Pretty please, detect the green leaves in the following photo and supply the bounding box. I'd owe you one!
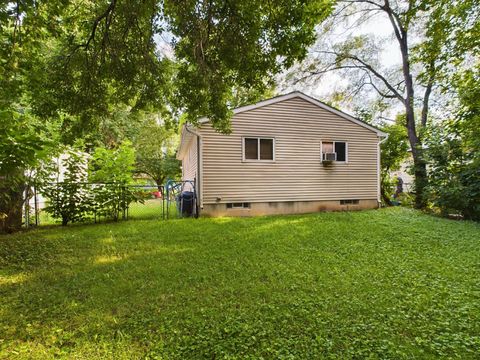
[0,109,52,176]
[88,142,137,221]
[2,0,334,140]
[425,66,480,220]
[156,0,333,131]
[134,117,180,186]
[40,141,138,224]
[412,0,480,89]
[89,141,135,184]
[379,119,410,205]
[40,145,91,225]
[0,108,58,232]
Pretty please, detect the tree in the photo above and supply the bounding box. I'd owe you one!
[162,0,334,132]
[41,146,92,226]
[288,0,479,208]
[355,108,409,206]
[425,66,480,220]
[0,1,336,231]
[134,118,180,191]
[379,120,409,205]
[3,0,332,134]
[89,141,136,221]
[0,110,55,232]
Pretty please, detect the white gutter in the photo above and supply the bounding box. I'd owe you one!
[184,125,203,210]
[377,133,389,204]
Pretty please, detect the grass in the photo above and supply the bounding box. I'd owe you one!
[128,199,178,220]
[0,208,479,359]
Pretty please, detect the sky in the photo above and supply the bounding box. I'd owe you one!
[312,14,399,98]
[279,8,405,121]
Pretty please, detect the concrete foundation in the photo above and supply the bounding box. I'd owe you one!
[201,199,379,217]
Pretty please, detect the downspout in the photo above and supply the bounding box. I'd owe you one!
[377,133,389,205]
[185,125,203,213]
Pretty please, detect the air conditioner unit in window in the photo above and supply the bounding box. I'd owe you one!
[322,152,337,162]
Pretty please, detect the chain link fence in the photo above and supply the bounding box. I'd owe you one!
[21,181,196,228]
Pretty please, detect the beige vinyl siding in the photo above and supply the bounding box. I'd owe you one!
[181,136,198,185]
[199,97,379,204]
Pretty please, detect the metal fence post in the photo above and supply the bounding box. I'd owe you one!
[34,184,38,226]
[122,185,125,220]
[124,185,129,221]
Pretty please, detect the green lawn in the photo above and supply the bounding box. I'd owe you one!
[1,208,479,359]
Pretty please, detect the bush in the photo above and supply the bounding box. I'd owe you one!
[425,68,480,221]
[425,123,480,220]
[40,141,140,224]
[41,147,92,225]
[379,121,409,206]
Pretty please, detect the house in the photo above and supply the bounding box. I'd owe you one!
[177,91,387,217]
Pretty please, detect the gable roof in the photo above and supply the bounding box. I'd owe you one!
[178,91,388,159]
[198,91,387,136]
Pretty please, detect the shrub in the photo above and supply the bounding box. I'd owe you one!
[380,121,409,206]
[425,123,480,220]
[41,147,92,225]
[425,68,480,221]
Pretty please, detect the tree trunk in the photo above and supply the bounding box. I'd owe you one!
[155,178,165,197]
[404,104,427,209]
[412,152,428,209]
[0,178,26,233]
[397,26,428,209]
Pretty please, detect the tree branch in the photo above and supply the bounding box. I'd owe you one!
[69,0,117,54]
[421,76,434,127]
[295,51,405,104]
[383,0,405,43]
[365,72,398,99]
[339,53,405,103]
[293,64,367,84]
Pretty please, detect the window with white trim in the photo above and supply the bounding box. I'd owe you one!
[321,141,347,162]
[243,137,274,161]
[226,202,251,209]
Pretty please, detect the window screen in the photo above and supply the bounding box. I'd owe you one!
[244,137,274,161]
[244,138,258,160]
[335,142,346,162]
[260,139,274,160]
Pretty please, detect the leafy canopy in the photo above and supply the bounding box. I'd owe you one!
[165,0,333,131]
[425,66,480,220]
[1,0,334,137]
[134,117,180,187]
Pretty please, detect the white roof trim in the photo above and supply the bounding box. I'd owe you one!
[198,91,387,136]
[176,124,196,160]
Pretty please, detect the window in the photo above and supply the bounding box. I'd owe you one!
[321,141,347,162]
[340,199,359,205]
[226,202,251,209]
[243,137,274,161]
[244,138,258,159]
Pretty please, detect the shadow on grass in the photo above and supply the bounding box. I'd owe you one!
[1,208,479,358]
